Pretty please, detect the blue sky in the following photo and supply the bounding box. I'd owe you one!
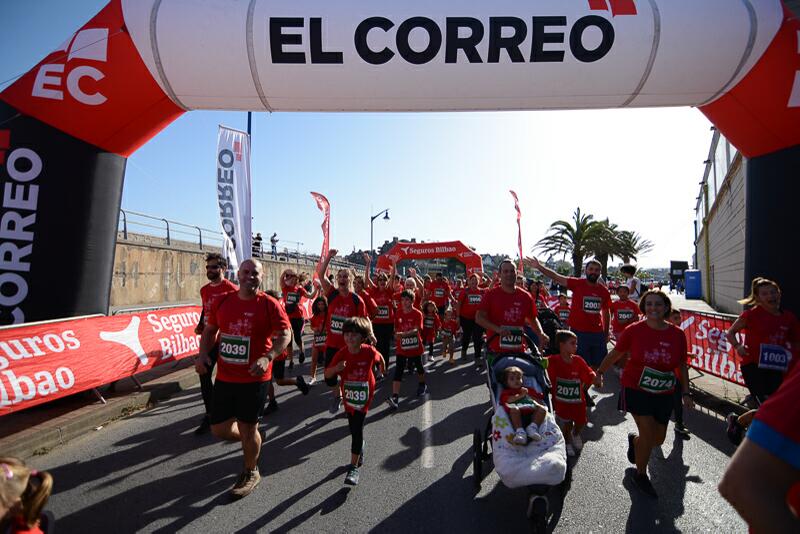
[2,0,714,268]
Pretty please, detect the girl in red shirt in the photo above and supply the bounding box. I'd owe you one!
[308,296,328,385]
[594,290,694,498]
[388,290,427,408]
[499,366,548,445]
[421,301,441,360]
[324,318,385,486]
[0,458,53,534]
[441,308,460,364]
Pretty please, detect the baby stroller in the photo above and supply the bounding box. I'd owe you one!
[472,335,568,534]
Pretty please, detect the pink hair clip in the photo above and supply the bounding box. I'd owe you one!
[30,470,39,477]
[1,464,12,479]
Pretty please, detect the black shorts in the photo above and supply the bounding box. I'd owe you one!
[324,346,340,368]
[289,318,304,347]
[209,380,270,425]
[437,305,446,317]
[618,387,674,426]
[272,359,286,381]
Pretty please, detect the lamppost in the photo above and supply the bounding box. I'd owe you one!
[370,209,390,273]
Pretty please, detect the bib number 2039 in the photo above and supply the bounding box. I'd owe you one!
[343,381,369,411]
[220,334,251,365]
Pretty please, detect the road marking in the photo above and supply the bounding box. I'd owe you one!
[421,393,434,468]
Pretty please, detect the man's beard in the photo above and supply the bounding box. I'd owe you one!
[587,274,599,283]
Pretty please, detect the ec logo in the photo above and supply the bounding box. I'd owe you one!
[31,28,109,106]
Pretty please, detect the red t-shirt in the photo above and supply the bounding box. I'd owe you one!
[330,344,383,413]
[442,318,460,336]
[325,290,368,350]
[616,321,688,394]
[208,292,291,383]
[422,313,442,343]
[200,279,238,326]
[359,290,378,319]
[458,288,486,320]
[310,314,327,348]
[367,286,395,324]
[752,362,800,450]
[395,307,424,357]
[499,386,544,412]
[428,280,451,307]
[610,299,641,337]
[281,285,309,319]
[478,286,537,353]
[554,304,571,324]
[738,306,800,369]
[567,277,612,333]
[547,354,596,423]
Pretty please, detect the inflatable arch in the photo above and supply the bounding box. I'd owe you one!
[375,241,483,275]
[1,0,798,324]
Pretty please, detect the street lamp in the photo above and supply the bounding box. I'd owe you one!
[370,208,390,273]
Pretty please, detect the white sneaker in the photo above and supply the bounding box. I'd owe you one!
[513,429,528,445]
[572,432,584,451]
[308,376,317,386]
[566,443,576,457]
[526,423,542,442]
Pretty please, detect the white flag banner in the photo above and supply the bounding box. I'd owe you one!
[216,125,252,272]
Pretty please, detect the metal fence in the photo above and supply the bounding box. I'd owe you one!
[118,209,223,250]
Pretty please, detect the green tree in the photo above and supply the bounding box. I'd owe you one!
[617,230,654,264]
[535,208,602,276]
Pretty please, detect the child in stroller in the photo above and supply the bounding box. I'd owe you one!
[499,365,548,444]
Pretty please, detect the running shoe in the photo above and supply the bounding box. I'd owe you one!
[572,432,584,451]
[194,415,211,435]
[296,376,310,395]
[674,424,691,439]
[344,465,360,486]
[386,395,399,410]
[329,396,342,414]
[264,399,279,414]
[298,354,305,365]
[585,393,596,408]
[416,383,428,397]
[308,376,317,386]
[565,443,576,457]
[726,413,744,446]
[474,359,484,371]
[230,469,261,499]
[627,433,637,464]
[632,472,658,499]
[513,429,528,445]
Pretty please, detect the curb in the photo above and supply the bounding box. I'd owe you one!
[0,370,201,460]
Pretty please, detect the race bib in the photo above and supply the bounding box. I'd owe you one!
[558,309,570,321]
[555,378,582,404]
[468,293,482,305]
[499,326,524,351]
[758,344,791,371]
[638,367,676,393]
[376,305,390,319]
[313,333,327,347]
[506,395,537,411]
[343,381,370,411]
[219,334,250,365]
[424,317,435,329]
[583,296,602,314]
[285,292,299,305]
[434,288,445,298]
[617,309,635,322]
[400,334,420,350]
[330,315,346,334]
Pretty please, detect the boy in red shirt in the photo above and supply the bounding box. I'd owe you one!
[610,285,641,339]
[554,294,571,325]
[422,301,442,360]
[441,307,460,364]
[325,317,386,486]
[499,366,548,445]
[547,331,596,456]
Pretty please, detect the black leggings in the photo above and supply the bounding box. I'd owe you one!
[289,318,304,349]
[347,411,366,455]
[740,363,784,405]
[460,317,484,359]
[394,356,424,381]
[672,385,683,426]
[374,323,394,363]
[199,345,219,414]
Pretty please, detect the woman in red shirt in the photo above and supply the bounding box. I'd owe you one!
[324,317,385,486]
[594,290,694,498]
[725,277,800,405]
[456,273,487,361]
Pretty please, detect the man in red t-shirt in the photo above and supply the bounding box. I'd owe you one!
[457,273,488,361]
[427,272,452,317]
[193,253,238,435]
[196,259,291,500]
[475,260,549,370]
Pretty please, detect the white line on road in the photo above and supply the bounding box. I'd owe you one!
[421,393,434,468]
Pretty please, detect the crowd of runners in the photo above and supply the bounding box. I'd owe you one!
[184,248,799,532]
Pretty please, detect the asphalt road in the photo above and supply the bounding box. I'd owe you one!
[35,348,746,533]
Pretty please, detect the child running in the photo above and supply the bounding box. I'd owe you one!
[324,317,386,486]
[546,331,596,456]
[421,301,441,361]
[308,296,328,385]
[441,307,460,364]
[668,309,691,438]
[554,294,570,325]
[388,290,427,408]
[0,458,53,534]
[499,366,548,445]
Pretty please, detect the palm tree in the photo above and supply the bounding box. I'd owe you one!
[617,230,654,264]
[585,219,625,277]
[535,208,601,276]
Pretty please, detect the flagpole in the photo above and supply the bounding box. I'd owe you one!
[247,111,252,136]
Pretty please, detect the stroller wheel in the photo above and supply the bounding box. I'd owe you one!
[527,496,548,534]
[472,429,483,487]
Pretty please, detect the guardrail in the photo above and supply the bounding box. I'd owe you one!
[118,209,223,250]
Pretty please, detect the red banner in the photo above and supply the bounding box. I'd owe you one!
[375,241,483,275]
[0,306,202,416]
[310,192,330,283]
[510,190,523,273]
[680,310,745,387]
